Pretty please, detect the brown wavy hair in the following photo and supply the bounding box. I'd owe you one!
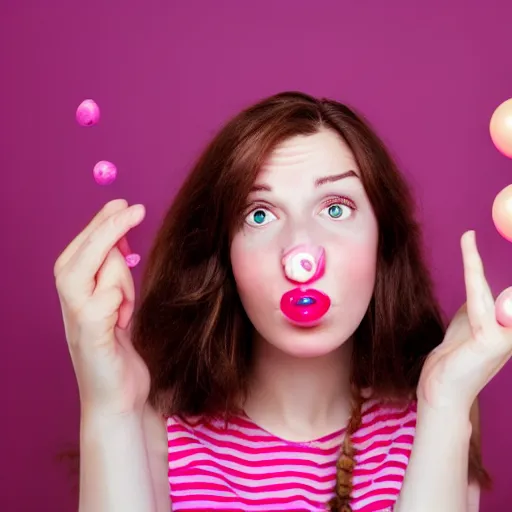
[132,91,490,510]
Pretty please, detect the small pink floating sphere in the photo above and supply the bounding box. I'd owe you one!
[492,184,512,242]
[125,253,141,268]
[93,160,117,185]
[490,98,512,158]
[496,287,512,327]
[76,99,100,126]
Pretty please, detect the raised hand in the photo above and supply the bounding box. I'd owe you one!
[418,231,512,414]
[54,199,150,416]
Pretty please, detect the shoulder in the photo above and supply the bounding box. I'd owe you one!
[359,397,417,432]
[354,398,417,463]
[347,399,417,508]
[165,413,247,446]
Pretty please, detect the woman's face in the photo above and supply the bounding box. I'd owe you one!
[230,128,379,357]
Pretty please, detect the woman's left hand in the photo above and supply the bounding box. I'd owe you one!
[418,230,512,414]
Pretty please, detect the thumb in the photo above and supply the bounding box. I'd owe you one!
[75,286,124,350]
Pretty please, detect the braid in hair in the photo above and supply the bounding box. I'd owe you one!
[328,392,365,512]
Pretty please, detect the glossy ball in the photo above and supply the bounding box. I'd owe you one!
[492,184,512,242]
[93,160,117,185]
[76,99,100,126]
[496,287,512,327]
[490,98,512,158]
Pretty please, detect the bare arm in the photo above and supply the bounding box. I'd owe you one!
[467,400,481,512]
[79,411,158,512]
[467,476,481,512]
[143,405,172,512]
[394,398,484,512]
[394,399,472,512]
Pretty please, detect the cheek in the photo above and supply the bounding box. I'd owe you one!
[328,228,379,292]
[346,243,377,278]
[230,239,278,301]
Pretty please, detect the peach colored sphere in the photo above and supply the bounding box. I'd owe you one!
[490,98,512,158]
[492,185,512,242]
[496,287,512,328]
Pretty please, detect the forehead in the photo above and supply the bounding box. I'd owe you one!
[258,128,358,185]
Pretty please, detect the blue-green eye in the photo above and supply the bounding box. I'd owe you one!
[245,208,277,227]
[322,202,353,220]
[328,204,343,218]
[253,210,266,224]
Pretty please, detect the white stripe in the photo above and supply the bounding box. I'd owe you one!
[172,499,328,511]
[352,478,402,500]
[169,429,317,450]
[168,442,339,464]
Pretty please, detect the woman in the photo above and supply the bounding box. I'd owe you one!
[55,92,509,511]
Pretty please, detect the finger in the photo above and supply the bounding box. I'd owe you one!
[54,199,128,276]
[461,231,496,335]
[95,247,136,330]
[68,204,145,291]
[117,236,131,257]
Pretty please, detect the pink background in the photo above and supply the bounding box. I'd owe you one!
[2,1,512,510]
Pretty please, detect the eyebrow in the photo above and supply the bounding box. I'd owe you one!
[315,170,359,186]
[250,170,359,192]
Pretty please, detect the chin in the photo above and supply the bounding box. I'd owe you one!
[256,311,351,358]
[280,341,342,358]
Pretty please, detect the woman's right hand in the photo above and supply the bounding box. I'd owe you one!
[54,199,150,417]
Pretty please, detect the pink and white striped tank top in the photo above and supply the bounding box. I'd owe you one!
[167,399,416,511]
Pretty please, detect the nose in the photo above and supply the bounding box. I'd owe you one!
[281,244,326,284]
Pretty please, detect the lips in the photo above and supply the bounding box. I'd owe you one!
[280,287,331,326]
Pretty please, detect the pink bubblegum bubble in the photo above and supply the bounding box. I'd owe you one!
[93,160,117,185]
[492,184,512,242]
[490,98,512,159]
[125,253,141,268]
[496,287,512,327]
[76,99,100,126]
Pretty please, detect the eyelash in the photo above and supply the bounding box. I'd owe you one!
[321,196,357,212]
[245,195,357,221]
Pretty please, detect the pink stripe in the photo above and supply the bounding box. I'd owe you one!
[358,500,395,512]
[171,492,330,508]
[171,479,333,495]
[390,446,413,456]
[174,465,337,484]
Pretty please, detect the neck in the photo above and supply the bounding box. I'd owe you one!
[244,334,353,442]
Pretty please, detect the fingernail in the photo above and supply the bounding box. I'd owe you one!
[125,253,141,268]
[131,204,145,217]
